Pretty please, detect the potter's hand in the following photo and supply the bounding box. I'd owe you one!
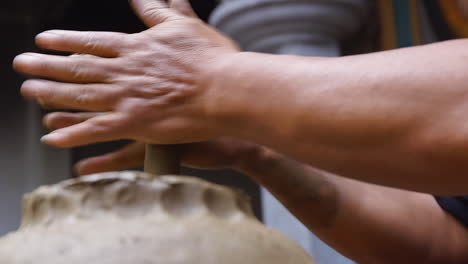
[44,111,257,175]
[14,0,239,147]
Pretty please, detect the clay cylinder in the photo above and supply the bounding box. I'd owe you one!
[0,171,316,264]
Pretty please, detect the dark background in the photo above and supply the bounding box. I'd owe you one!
[0,0,262,219]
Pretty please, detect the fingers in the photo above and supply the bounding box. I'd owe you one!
[44,112,103,130]
[169,0,198,18]
[13,53,114,83]
[41,113,128,147]
[178,138,244,169]
[36,30,127,58]
[75,142,145,175]
[21,79,121,111]
[130,0,180,27]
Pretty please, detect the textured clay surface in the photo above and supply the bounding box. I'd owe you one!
[0,171,316,264]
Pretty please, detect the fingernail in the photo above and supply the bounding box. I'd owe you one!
[13,53,40,67]
[23,79,47,89]
[36,31,61,42]
[21,80,47,98]
[41,133,62,144]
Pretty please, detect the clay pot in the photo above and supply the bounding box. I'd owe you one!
[0,171,316,264]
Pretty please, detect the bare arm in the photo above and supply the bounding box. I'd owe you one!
[13,0,468,194]
[207,41,468,195]
[239,146,468,264]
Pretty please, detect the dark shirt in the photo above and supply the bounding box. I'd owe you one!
[435,196,468,226]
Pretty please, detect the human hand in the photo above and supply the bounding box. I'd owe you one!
[14,0,239,147]
[44,111,257,175]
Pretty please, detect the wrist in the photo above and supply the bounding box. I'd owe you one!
[202,51,325,148]
[234,143,286,184]
[201,52,263,138]
[233,143,266,173]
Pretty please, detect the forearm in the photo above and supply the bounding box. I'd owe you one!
[209,39,468,195]
[237,148,468,264]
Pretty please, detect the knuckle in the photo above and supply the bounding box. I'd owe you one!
[111,32,129,46]
[73,89,93,105]
[69,62,87,79]
[39,89,56,105]
[34,59,50,74]
[81,32,99,52]
[89,117,116,131]
[68,60,105,81]
[121,33,152,55]
[145,6,171,23]
[72,85,110,108]
[32,82,53,99]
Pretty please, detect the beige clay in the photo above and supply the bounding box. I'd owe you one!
[0,171,316,264]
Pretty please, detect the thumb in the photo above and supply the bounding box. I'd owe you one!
[130,0,179,27]
[170,0,198,18]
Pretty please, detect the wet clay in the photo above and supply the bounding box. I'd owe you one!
[0,171,316,264]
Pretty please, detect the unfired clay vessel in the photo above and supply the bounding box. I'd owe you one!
[0,171,316,264]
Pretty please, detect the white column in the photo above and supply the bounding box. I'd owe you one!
[210,1,368,263]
